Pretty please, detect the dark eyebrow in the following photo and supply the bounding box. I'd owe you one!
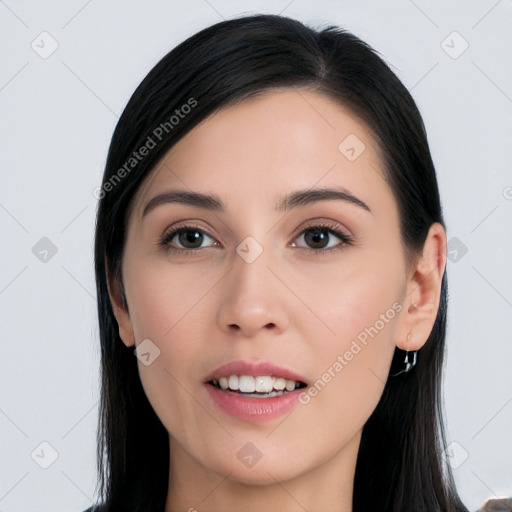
[274,186,372,214]
[142,190,224,218]
[141,186,372,218]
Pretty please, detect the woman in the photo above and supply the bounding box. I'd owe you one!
[87,13,469,512]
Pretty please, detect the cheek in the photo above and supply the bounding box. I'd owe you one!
[291,249,403,345]
[122,260,209,424]
[125,256,216,341]
[291,250,403,407]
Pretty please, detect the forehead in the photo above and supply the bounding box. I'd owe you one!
[165,88,382,169]
[132,88,391,220]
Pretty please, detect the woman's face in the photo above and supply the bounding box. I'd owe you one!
[114,89,415,486]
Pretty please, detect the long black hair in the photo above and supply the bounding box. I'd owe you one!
[92,13,469,512]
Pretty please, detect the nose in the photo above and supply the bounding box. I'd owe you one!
[216,244,290,338]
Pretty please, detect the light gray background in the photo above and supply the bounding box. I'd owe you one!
[1,1,511,511]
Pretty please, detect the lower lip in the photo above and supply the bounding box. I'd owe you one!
[204,382,303,423]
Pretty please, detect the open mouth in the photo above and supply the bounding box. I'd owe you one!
[207,375,307,399]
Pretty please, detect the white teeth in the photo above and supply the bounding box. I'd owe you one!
[255,376,274,393]
[285,379,296,391]
[228,375,239,390]
[273,377,286,391]
[212,375,302,393]
[239,375,256,393]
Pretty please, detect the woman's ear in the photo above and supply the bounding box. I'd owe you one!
[105,256,135,347]
[396,222,447,351]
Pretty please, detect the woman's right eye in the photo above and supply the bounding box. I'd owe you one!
[160,225,217,253]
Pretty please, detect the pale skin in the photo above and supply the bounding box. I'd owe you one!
[107,89,446,512]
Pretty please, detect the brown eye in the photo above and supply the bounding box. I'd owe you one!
[292,223,352,252]
[161,226,217,251]
[175,229,204,249]
[303,227,332,249]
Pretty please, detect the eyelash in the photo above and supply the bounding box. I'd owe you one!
[159,221,353,257]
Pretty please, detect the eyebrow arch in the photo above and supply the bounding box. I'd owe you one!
[141,186,372,219]
[275,186,372,214]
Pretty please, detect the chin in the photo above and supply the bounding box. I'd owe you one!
[204,452,305,486]
[223,467,299,486]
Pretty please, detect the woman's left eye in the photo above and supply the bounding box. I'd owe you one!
[291,223,352,253]
[160,222,352,255]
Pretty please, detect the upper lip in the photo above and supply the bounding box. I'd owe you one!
[205,359,308,385]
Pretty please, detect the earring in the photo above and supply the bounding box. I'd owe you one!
[390,332,417,377]
[389,350,417,377]
[403,350,417,372]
